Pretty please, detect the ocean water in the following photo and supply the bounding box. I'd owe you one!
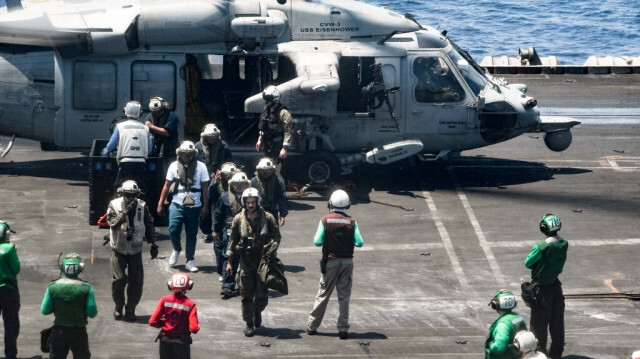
[366,0,640,64]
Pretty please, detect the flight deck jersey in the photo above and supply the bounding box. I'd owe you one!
[41,278,98,327]
[525,236,568,285]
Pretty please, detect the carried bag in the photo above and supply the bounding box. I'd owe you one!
[40,326,53,353]
[521,281,542,308]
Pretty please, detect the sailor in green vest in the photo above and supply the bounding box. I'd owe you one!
[41,253,98,359]
[485,289,527,359]
[0,219,20,359]
[525,214,568,359]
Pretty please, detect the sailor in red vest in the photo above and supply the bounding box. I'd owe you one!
[149,272,200,359]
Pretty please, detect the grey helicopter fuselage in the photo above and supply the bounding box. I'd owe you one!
[0,0,573,181]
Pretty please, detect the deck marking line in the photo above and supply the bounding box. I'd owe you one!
[422,191,469,290]
[448,168,506,286]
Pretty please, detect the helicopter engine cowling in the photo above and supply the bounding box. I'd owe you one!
[544,129,572,152]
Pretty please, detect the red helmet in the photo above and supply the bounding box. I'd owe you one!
[167,272,194,291]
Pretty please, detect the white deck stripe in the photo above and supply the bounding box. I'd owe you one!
[277,242,442,254]
[422,191,469,290]
[448,168,505,285]
[457,190,506,286]
[488,238,640,248]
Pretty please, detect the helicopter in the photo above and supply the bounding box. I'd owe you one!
[0,0,579,184]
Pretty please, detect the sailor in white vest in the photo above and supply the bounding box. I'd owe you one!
[106,180,158,322]
[102,101,152,195]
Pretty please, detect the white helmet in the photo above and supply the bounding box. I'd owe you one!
[514,331,538,354]
[229,172,250,192]
[262,86,281,103]
[220,162,238,178]
[148,97,167,112]
[241,187,261,207]
[120,180,141,196]
[256,157,276,177]
[329,189,350,209]
[123,101,142,119]
[200,123,221,145]
[176,140,198,156]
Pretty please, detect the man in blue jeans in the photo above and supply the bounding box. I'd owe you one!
[157,141,209,273]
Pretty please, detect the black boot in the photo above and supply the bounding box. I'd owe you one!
[244,323,255,337]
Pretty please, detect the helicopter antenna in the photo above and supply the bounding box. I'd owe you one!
[377,31,400,45]
[404,13,425,30]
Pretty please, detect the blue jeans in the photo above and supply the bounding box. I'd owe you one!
[220,230,239,290]
[168,202,202,261]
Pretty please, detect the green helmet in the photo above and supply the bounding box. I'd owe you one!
[61,253,84,278]
[539,213,561,235]
[489,289,517,311]
[0,220,10,241]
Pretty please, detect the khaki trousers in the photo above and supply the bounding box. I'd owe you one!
[307,258,353,332]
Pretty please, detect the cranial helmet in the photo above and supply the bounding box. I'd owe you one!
[262,86,281,103]
[120,180,141,196]
[513,331,538,355]
[201,124,221,145]
[167,272,194,291]
[241,187,261,207]
[539,213,561,235]
[256,157,276,177]
[61,253,84,278]
[220,162,238,179]
[176,140,198,157]
[229,172,250,193]
[149,97,167,112]
[123,101,142,119]
[489,289,517,311]
[329,189,350,209]
[0,220,11,241]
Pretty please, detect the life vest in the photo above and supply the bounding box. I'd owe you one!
[321,211,356,258]
[259,103,286,140]
[116,120,148,163]
[108,197,146,255]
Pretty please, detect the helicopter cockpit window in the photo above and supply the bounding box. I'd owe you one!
[413,56,465,103]
[448,50,487,96]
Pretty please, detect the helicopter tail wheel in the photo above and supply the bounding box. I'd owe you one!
[302,150,341,184]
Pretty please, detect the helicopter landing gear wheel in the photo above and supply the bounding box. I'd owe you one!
[298,150,341,184]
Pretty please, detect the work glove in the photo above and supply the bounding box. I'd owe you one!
[100,148,109,157]
[150,244,159,259]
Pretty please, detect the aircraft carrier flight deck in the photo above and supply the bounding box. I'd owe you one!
[1,73,639,358]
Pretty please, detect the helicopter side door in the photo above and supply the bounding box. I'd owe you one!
[405,54,472,152]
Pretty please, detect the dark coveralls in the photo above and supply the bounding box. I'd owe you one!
[258,103,292,161]
[195,140,232,238]
[525,236,568,359]
[0,241,20,359]
[250,175,288,224]
[146,111,179,166]
[227,209,281,325]
[213,192,244,291]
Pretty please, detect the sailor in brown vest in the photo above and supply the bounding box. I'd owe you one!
[306,190,363,340]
